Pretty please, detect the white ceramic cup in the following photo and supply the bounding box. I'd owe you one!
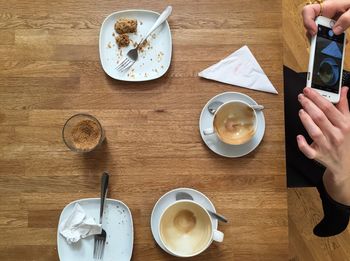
[203,100,257,145]
[158,200,224,258]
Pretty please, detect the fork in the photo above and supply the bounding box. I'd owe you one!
[116,6,172,72]
[93,172,109,259]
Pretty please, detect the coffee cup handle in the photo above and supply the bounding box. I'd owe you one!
[212,229,224,243]
[203,128,214,136]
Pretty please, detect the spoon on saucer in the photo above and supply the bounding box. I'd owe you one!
[207,101,264,115]
[175,192,228,223]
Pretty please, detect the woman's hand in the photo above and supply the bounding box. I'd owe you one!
[297,87,350,204]
[302,0,350,35]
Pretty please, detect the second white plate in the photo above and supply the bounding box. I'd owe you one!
[99,9,172,82]
[57,198,133,261]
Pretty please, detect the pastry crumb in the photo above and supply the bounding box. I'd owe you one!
[157,52,164,62]
[138,39,149,52]
[115,34,130,48]
[115,18,137,34]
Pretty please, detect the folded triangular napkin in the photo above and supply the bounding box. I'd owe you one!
[59,203,102,244]
[198,45,278,94]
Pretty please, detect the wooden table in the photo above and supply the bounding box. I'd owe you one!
[0,0,287,260]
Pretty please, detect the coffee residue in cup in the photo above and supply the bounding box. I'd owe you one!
[174,210,197,233]
[71,120,101,151]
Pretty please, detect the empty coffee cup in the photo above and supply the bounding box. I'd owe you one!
[158,200,224,257]
[203,100,257,145]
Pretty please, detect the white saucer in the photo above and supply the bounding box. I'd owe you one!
[57,198,133,261]
[199,92,265,158]
[150,188,218,254]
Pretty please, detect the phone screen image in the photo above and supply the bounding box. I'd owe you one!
[312,24,345,93]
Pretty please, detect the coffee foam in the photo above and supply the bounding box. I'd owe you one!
[214,102,256,145]
[160,202,212,256]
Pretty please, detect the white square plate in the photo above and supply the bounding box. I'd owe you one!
[99,9,172,82]
[57,198,134,261]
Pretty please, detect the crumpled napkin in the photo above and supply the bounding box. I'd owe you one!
[59,203,102,244]
[198,45,278,94]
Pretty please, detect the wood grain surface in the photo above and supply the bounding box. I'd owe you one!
[0,0,287,260]
[283,1,350,260]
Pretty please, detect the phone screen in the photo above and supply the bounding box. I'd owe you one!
[312,24,345,93]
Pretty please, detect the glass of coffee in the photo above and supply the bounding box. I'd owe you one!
[62,113,105,153]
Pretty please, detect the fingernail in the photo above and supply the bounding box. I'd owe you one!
[296,135,301,141]
[299,109,304,115]
[304,87,311,94]
[298,94,304,101]
[333,25,343,35]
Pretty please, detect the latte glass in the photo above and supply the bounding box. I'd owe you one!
[62,113,105,153]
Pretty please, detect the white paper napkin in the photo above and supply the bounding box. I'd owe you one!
[198,45,278,94]
[59,203,102,244]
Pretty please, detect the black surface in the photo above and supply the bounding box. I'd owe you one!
[283,66,350,188]
[284,67,321,187]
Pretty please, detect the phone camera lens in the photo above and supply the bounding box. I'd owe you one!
[328,30,334,37]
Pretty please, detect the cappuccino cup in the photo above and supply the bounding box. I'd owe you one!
[158,200,224,257]
[204,100,257,145]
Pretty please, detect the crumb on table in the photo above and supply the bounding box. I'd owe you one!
[115,18,137,34]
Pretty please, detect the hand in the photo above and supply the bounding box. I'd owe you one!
[297,87,350,183]
[302,0,350,36]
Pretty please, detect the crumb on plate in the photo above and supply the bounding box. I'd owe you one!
[116,34,130,48]
[138,39,149,52]
[115,18,137,34]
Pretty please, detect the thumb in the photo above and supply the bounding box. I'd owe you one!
[336,86,349,114]
[333,10,350,35]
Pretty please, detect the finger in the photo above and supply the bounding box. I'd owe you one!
[302,4,320,36]
[333,9,350,35]
[301,1,347,35]
[298,93,336,135]
[336,86,350,114]
[303,87,344,127]
[299,109,328,144]
[297,135,317,159]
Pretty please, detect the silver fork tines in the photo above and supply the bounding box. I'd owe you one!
[116,58,134,72]
[93,229,107,259]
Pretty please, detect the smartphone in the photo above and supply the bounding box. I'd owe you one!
[307,16,346,103]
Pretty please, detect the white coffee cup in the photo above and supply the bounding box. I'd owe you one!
[158,200,224,257]
[203,100,257,145]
